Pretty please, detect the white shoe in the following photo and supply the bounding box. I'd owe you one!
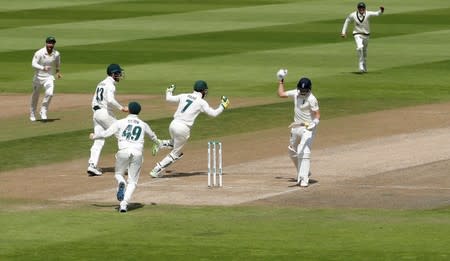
[149,165,163,178]
[40,110,47,120]
[30,112,36,122]
[119,201,127,213]
[300,180,309,187]
[87,164,103,176]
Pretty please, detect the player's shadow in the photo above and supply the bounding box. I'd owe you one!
[100,167,115,173]
[349,71,380,75]
[277,176,318,187]
[37,118,60,123]
[162,170,207,178]
[115,202,146,212]
[92,202,149,212]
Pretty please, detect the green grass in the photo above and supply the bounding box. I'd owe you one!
[1,0,450,259]
[1,205,449,260]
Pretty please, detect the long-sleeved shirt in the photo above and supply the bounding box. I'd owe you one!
[166,90,223,128]
[341,10,383,35]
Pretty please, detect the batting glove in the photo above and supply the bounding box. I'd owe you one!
[276,69,288,81]
[167,84,176,93]
[380,6,384,13]
[221,96,230,109]
[306,119,320,131]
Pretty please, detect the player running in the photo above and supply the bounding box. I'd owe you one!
[341,2,385,73]
[149,80,230,178]
[30,36,62,121]
[87,64,129,176]
[90,102,159,213]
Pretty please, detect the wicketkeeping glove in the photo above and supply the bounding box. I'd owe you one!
[221,96,230,109]
[167,84,176,93]
[276,69,288,81]
[152,139,161,156]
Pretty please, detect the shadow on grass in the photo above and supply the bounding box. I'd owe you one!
[35,118,61,123]
[92,202,152,212]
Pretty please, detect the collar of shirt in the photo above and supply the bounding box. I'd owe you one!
[192,91,203,98]
[127,114,139,119]
[106,76,117,86]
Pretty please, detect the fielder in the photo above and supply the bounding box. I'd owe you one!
[341,2,385,73]
[90,102,159,213]
[149,80,230,178]
[87,64,129,176]
[30,36,62,121]
[277,69,320,187]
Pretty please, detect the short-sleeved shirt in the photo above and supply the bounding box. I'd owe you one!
[285,89,319,124]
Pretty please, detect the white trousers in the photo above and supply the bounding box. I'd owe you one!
[88,108,117,167]
[30,76,55,114]
[114,148,143,204]
[154,120,190,170]
[354,34,369,71]
[168,120,190,157]
[289,126,317,184]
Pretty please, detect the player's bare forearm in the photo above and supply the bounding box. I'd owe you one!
[278,80,288,98]
[312,110,320,121]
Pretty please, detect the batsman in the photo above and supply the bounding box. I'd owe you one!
[277,69,320,187]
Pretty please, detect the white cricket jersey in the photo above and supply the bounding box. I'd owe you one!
[341,10,382,35]
[94,114,157,151]
[31,47,61,79]
[91,76,123,113]
[285,90,319,124]
[167,91,224,128]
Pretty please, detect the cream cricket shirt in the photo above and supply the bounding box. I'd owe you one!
[91,76,124,114]
[94,114,158,151]
[32,47,61,79]
[167,91,224,128]
[286,90,319,125]
[341,10,383,35]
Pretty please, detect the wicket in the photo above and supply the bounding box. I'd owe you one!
[207,141,222,187]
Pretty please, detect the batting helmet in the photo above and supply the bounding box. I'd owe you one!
[357,2,366,9]
[128,101,141,115]
[297,77,312,96]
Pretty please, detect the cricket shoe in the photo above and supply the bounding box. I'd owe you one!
[300,180,309,187]
[40,110,48,120]
[30,112,36,122]
[119,201,127,213]
[149,164,163,178]
[87,164,103,176]
[117,182,126,201]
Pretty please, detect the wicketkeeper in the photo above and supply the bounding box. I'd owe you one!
[150,80,230,178]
